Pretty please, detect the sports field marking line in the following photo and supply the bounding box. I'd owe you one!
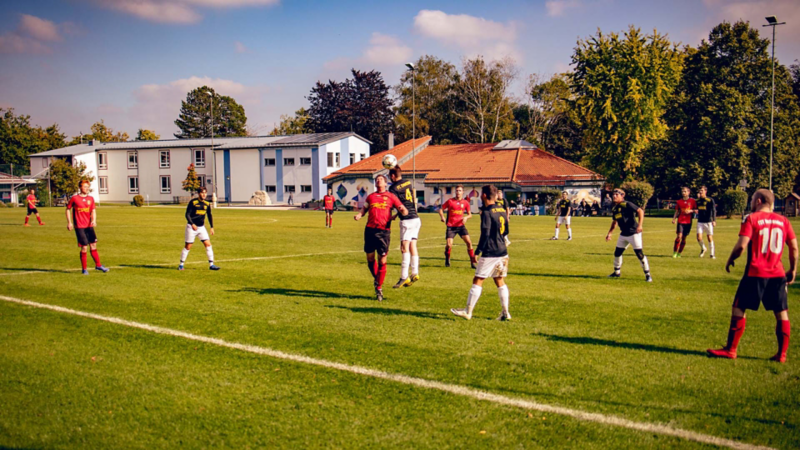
[0,295,774,450]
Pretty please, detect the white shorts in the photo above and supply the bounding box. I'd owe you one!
[557,216,571,225]
[474,255,509,279]
[400,217,421,241]
[697,222,714,236]
[616,233,643,250]
[185,224,210,243]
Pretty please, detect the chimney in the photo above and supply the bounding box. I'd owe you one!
[388,132,394,149]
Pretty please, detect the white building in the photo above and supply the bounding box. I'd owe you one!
[29,132,371,204]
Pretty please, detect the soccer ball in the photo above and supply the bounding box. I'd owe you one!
[382,154,397,170]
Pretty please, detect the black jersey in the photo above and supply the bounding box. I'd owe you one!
[186,198,213,227]
[476,204,508,258]
[696,197,716,223]
[557,199,571,216]
[388,179,418,220]
[612,201,641,236]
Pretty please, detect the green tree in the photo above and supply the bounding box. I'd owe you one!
[49,159,95,199]
[520,73,585,162]
[174,86,247,139]
[654,21,800,198]
[182,163,202,194]
[452,56,518,143]
[0,108,66,174]
[394,55,460,145]
[269,108,310,135]
[69,120,130,145]
[571,26,683,185]
[136,129,160,141]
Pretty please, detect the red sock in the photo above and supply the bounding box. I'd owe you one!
[329,217,332,227]
[80,252,88,270]
[776,320,791,359]
[468,248,476,263]
[37,216,42,224]
[25,216,29,224]
[726,316,746,351]
[445,247,451,260]
[367,260,377,278]
[673,237,680,252]
[377,263,387,289]
[90,249,101,266]
[679,238,687,253]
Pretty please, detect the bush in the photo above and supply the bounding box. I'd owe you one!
[719,189,748,218]
[537,188,562,214]
[620,180,654,209]
[0,202,6,208]
[133,195,145,207]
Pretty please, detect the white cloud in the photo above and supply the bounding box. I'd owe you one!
[545,0,582,17]
[0,14,79,55]
[0,33,52,55]
[19,14,62,42]
[93,0,280,24]
[412,10,520,61]
[362,33,412,65]
[234,41,249,53]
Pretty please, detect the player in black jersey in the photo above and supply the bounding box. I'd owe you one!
[388,166,422,288]
[451,185,511,321]
[605,188,651,282]
[496,190,511,246]
[695,186,717,258]
[551,192,572,240]
[179,187,220,271]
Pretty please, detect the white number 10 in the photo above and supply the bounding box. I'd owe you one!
[759,228,784,254]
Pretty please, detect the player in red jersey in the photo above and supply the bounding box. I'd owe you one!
[708,189,797,363]
[671,187,697,258]
[65,180,109,275]
[24,188,44,226]
[354,175,408,301]
[323,188,336,228]
[439,185,477,268]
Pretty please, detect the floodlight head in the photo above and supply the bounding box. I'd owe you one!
[766,16,778,24]
[405,62,415,70]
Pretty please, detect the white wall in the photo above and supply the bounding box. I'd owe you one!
[229,149,261,203]
[74,152,100,202]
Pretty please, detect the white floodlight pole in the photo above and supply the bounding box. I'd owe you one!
[207,89,217,206]
[405,62,416,199]
[763,16,785,192]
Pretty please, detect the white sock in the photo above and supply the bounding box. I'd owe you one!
[710,241,715,256]
[698,239,706,250]
[614,255,622,272]
[411,255,419,275]
[205,246,214,264]
[498,285,509,316]
[401,252,410,279]
[180,248,189,264]
[640,256,650,272]
[568,228,572,238]
[466,284,482,317]
[554,228,560,238]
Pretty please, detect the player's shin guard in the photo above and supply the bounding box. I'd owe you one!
[773,320,790,362]
[613,247,625,273]
[24,216,29,225]
[445,247,451,261]
[468,248,476,263]
[673,237,680,252]
[79,252,88,270]
[401,252,410,279]
[726,316,746,352]
[367,260,377,278]
[180,248,189,263]
[568,228,572,239]
[90,249,101,266]
[698,239,706,250]
[411,255,419,275]
[634,249,649,274]
[205,246,214,265]
[37,216,42,224]
[554,227,560,238]
[466,284,482,316]
[498,285,509,316]
[710,241,715,257]
[377,263,387,289]
[679,237,687,253]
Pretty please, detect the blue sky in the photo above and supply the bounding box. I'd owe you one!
[0,0,797,140]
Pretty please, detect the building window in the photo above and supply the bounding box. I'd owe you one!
[327,152,340,168]
[300,157,311,165]
[160,150,170,168]
[446,187,452,195]
[265,158,276,166]
[284,158,295,166]
[264,185,276,192]
[42,158,48,168]
[127,151,138,169]
[194,149,205,168]
[128,176,139,194]
[350,154,355,165]
[99,177,108,194]
[98,152,108,170]
[301,185,312,193]
[160,176,171,194]
[433,187,439,194]
[360,153,366,161]
[284,185,296,193]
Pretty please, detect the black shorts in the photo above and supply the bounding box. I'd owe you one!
[325,209,334,215]
[733,276,788,312]
[446,226,469,239]
[676,222,693,235]
[75,227,98,247]
[27,207,38,215]
[364,227,391,255]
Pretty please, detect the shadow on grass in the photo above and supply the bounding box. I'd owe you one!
[236,287,374,300]
[0,267,69,274]
[325,304,454,321]
[534,332,760,360]
[583,252,673,258]
[119,264,175,270]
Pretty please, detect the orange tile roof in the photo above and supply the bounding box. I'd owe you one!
[323,136,432,181]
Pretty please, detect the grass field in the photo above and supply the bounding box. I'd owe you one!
[1,205,798,449]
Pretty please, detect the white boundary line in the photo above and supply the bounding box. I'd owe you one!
[0,294,774,450]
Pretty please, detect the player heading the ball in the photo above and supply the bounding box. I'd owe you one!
[605,188,652,282]
[388,166,421,289]
[179,186,220,271]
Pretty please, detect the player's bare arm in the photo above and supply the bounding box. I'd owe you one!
[788,238,798,284]
[90,209,97,228]
[354,203,369,221]
[464,207,472,223]
[438,205,447,223]
[636,208,644,233]
[671,206,679,224]
[65,206,73,231]
[725,236,750,273]
[397,204,409,217]
[605,219,616,241]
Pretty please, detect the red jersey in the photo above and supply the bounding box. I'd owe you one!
[442,198,471,227]
[26,194,37,208]
[67,194,95,229]
[365,191,403,230]
[740,211,796,278]
[675,198,696,224]
[324,195,335,210]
